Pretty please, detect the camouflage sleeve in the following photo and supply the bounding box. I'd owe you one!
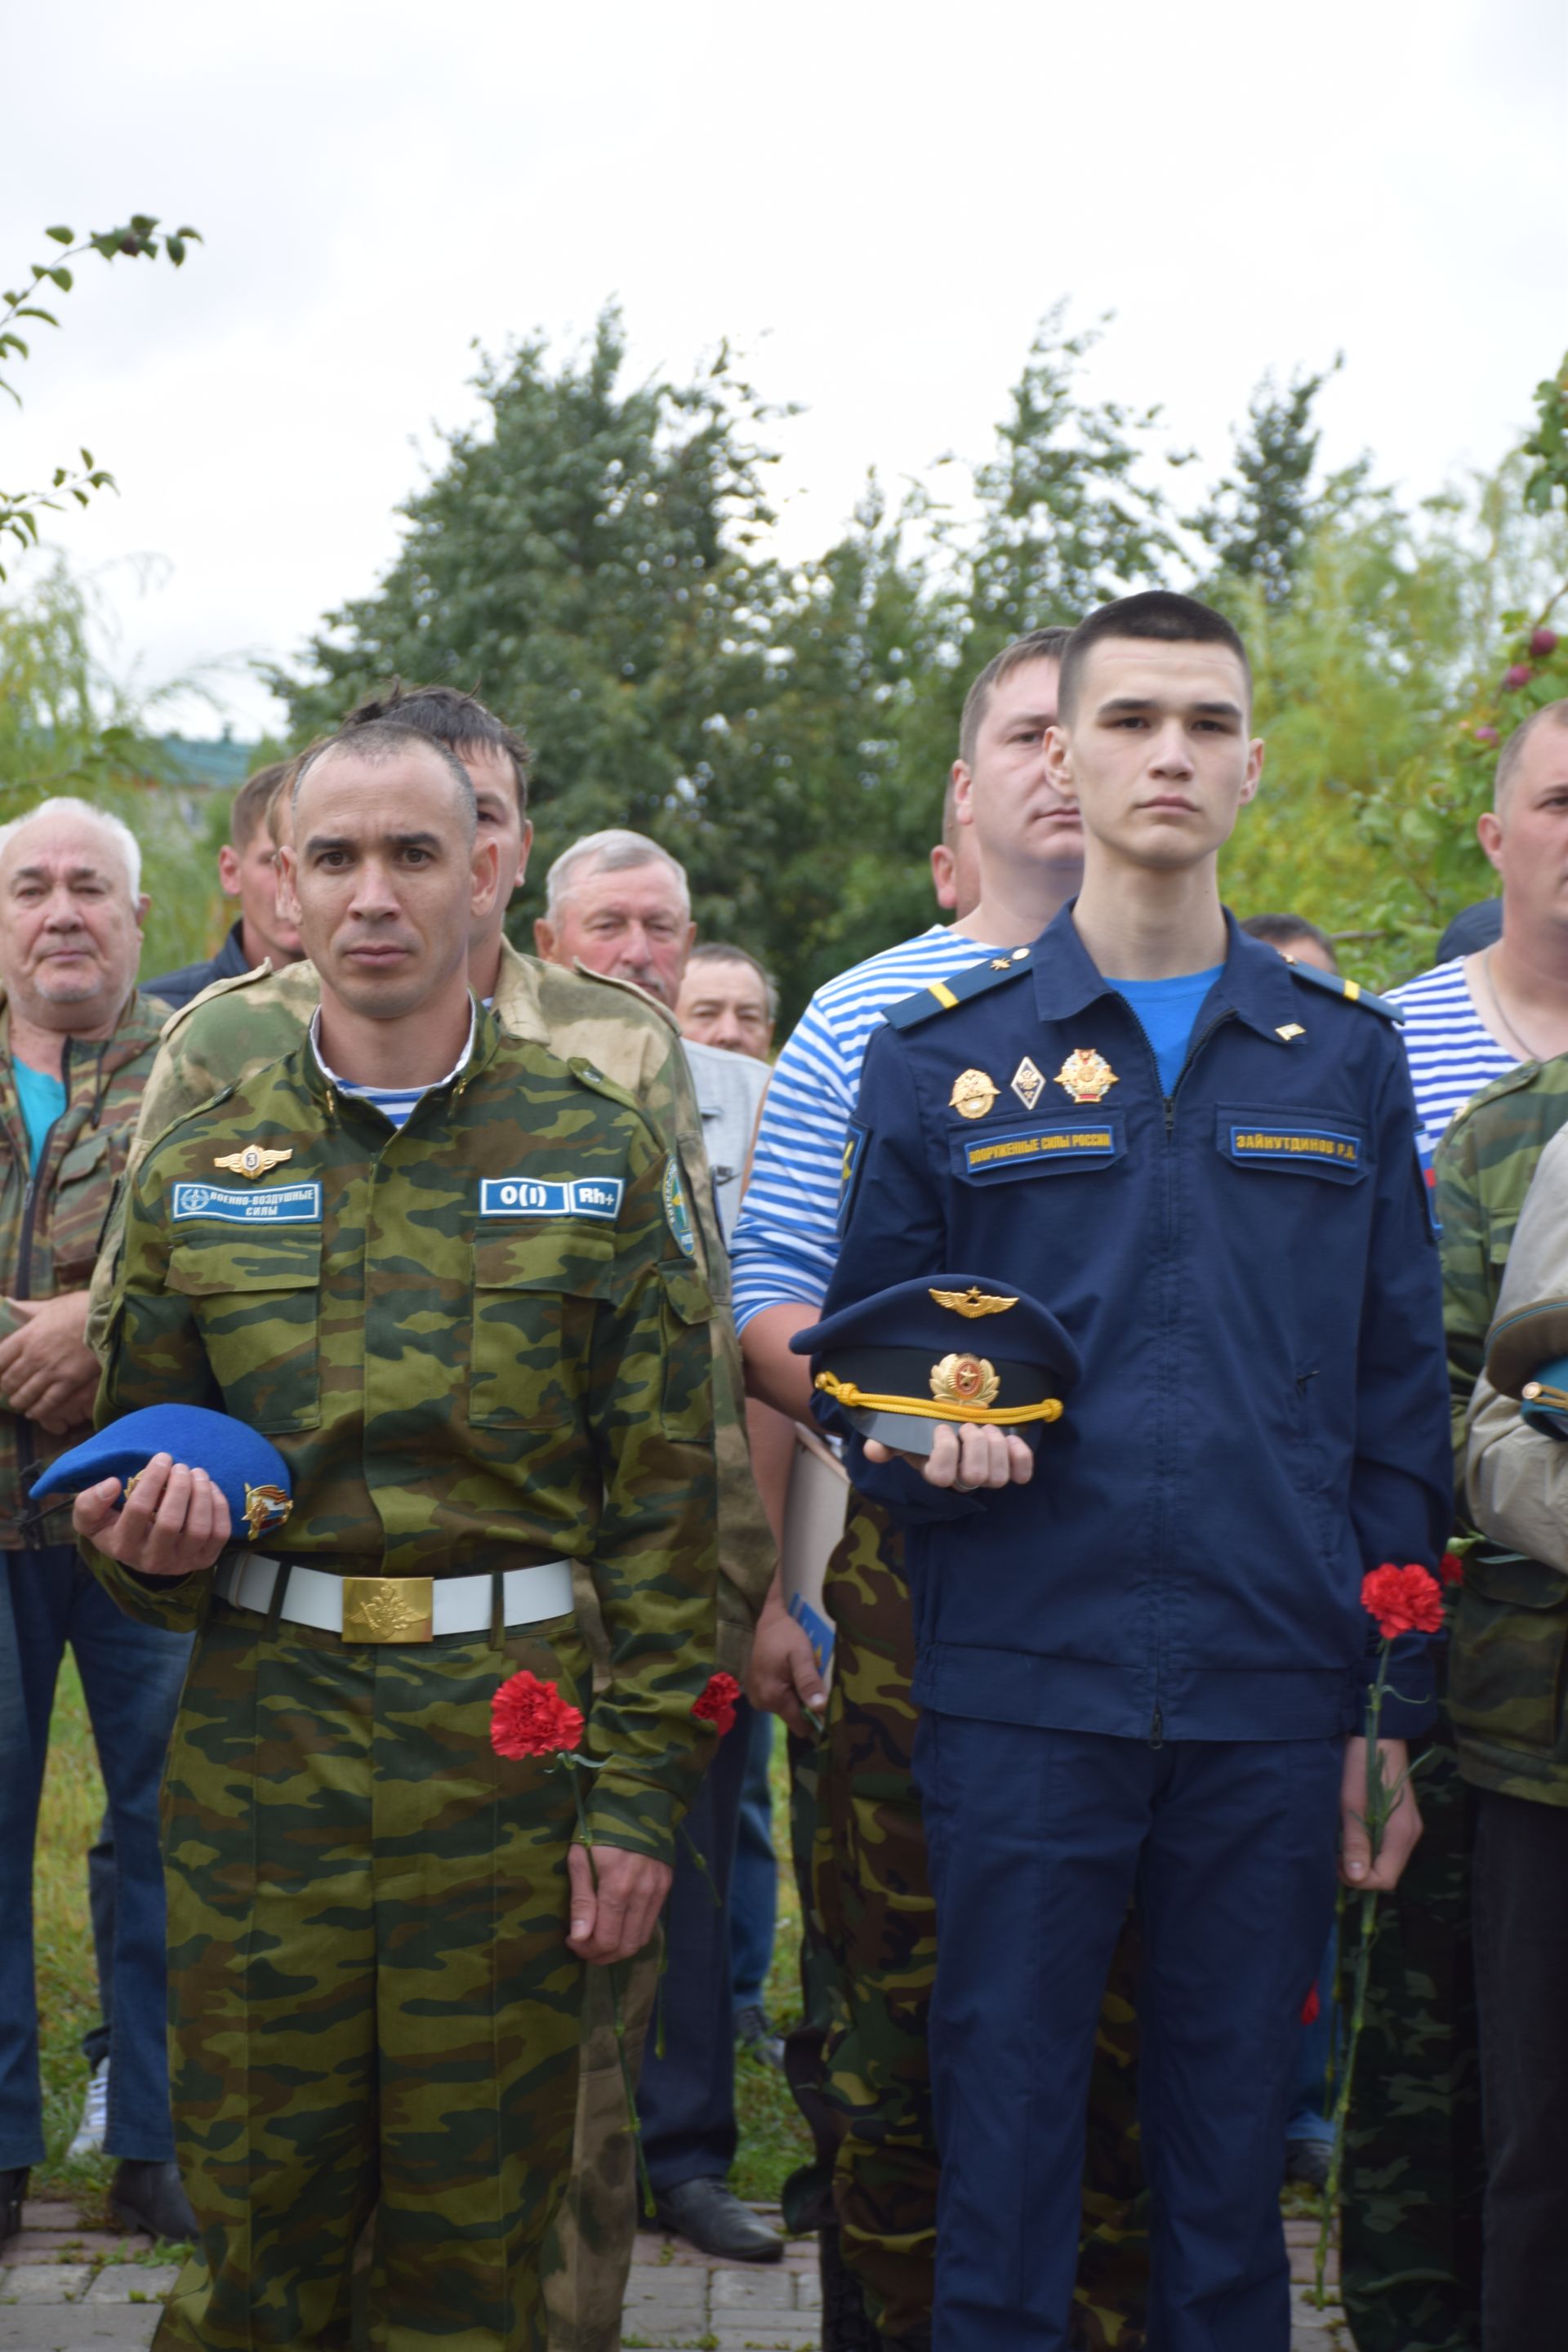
[1435,1114,1491,1488]
[638,1022,775,1670]
[84,1024,205,1361]
[81,1156,220,1632]
[581,1125,720,1866]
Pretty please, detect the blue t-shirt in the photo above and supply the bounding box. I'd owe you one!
[13,1060,67,1174]
[1107,967,1223,1095]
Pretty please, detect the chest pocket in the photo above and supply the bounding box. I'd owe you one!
[51,1129,116,1286]
[1215,1104,1370,1186]
[471,1227,618,1429]
[167,1227,323,1432]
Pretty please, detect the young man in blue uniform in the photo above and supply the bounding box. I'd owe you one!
[817,591,1454,2351]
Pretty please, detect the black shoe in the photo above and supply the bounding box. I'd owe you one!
[819,2221,882,2350]
[651,2176,784,2262]
[1284,2136,1333,2189]
[0,2166,28,2247]
[110,2159,198,2243]
[734,2002,786,2070]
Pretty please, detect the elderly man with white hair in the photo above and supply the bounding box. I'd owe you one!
[0,797,197,2250]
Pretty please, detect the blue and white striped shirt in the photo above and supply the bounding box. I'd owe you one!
[1386,958,1517,1158]
[730,924,1000,1329]
[310,1004,475,1133]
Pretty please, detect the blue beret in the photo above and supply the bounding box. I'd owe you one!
[33,1405,292,1541]
[791,1272,1080,1456]
[1521,1356,1568,1441]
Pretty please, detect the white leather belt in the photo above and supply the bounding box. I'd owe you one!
[212,1553,575,1644]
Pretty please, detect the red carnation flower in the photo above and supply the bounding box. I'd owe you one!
[1361,1563,1445,1641]
[491,1670,584,1760]
[1439,1551,1465,1587]
[1300,1983,1321,2026]
[693,1672,742,1735]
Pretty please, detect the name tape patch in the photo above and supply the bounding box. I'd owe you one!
[960,1120,1123,1179]
[479,1177,625,1221]
[172,1180,323,1224]
[1227,1125,1362,1171]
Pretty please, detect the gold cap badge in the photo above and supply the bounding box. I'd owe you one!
[1054,1049,1118,1105]
[929,1287,1018,1320]
[930,1352,1001,1408]
[949,1068,1000,1120]
[213,1145,293,1179]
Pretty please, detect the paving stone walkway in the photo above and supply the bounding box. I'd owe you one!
[2,2200,1354,2349]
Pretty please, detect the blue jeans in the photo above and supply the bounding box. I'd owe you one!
[729,1704,777,2011]
[0,1546,190,2167]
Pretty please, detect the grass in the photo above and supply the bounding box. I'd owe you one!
[31,1665,812,2212]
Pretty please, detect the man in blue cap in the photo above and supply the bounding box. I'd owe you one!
[816,590,1454,2351]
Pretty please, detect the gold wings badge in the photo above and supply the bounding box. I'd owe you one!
[212,1145,293,1179]
[929,1286,1018,1320]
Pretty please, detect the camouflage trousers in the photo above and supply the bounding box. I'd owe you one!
[157,1599,590,2352]
[808,1501,1150,2347]
[1339,1714,1484,2352]
[540,1936,661,2352]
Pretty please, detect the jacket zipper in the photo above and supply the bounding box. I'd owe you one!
[15,1038,75,1544]
[1115,1002,1238,1744]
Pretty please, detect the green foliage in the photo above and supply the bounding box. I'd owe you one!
[0,563,226,973]
[1192,360,1339,604]
[2,216,201,577]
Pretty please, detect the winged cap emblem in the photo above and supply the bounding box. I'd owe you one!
[929,1286,1018,1320]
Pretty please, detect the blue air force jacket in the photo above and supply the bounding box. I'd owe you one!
[821,907,1453,1745]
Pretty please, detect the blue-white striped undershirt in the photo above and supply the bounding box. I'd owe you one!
[309,1003,476,1131]
[730,924,1001,1330]
[1386,958,1517,1161]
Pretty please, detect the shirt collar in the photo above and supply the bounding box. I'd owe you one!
[1029,902,1302,1046]
[309,996,478,1103]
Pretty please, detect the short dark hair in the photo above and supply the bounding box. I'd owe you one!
[340,681,531,820]
[293,719,477,840]
[1495,699,1568,814]
[1058,592,1251,724]
[1239,912,1338,969]
[229,761,290,852]
[958,626,1074,770]
[686,940,778,1022]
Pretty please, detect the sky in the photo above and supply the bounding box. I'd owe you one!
[3,0,1565,738]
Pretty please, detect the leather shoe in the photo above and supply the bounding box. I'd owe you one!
[651,2176,783,2262]
[110,2159,198,2243]
[0,2166,27,2247]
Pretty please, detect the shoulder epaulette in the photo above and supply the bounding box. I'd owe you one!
[1287,959,1403,1024]
[158,962,272,1042]
[883,945,1036,1032]
[566,1054,640,1115]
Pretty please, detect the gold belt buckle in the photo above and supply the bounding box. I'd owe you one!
[341,1575,434,1645]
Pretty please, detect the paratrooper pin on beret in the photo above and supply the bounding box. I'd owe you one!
[32,1405,293,1540]
[791,1272,1080,1456]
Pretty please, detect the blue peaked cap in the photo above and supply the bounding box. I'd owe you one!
[33,1405,292,1543]
[791,1272,1080,1455]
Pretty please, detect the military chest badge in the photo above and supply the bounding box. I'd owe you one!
[1054,1049,1118,1105]
[1010,1056,1045,1111]
[949,1068,1000,1120]
[929,1352,1001,1408]
[242,1482,292,1539]
[212,1144,293,1179]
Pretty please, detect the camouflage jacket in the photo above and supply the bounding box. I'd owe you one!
[1434,1053,1568,1804]
[91,940,773,1673]
[90,1004,719,1864]
[0,988,167,1547]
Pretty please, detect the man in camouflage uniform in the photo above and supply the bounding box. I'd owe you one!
[78,721,721,2351]
[90,684,771,2352]
[0,798,198,2248]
